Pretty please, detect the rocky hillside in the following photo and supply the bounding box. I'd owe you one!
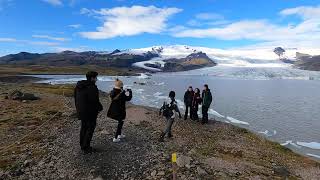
[294,52,320,71]
[0,49,217,72]
[144,52,217,72]
[0,50,159,68]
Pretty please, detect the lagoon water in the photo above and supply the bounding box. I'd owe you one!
[34,66,320,160]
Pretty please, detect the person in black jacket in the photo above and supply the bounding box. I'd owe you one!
[107,79,132,143]
[74,71,103,154]
[202,84,212,124]
[184,86,194,120]
[191,88,202,121]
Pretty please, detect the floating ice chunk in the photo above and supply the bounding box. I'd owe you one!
[296,142,320,150]
[134,89,145,93]
[155,82,165,86]
[153,92,163,96]
[226,116,249,125]
[281,141,301,149]
[307,153,320,159]
[137,73,151,79]
[208,109,224,118]
[98,77,113,81]
[258,130,277,137]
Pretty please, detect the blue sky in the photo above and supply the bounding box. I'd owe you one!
[0,0,319,55]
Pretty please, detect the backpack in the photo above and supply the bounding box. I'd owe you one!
[160,102,174,118]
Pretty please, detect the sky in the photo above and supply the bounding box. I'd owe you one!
[0,0,320,55]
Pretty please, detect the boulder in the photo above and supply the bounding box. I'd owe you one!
[176,155,191,168]
[8,90,39,101]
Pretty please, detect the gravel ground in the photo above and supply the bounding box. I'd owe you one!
[1,83,320,180]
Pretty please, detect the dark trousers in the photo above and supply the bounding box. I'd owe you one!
[202,106,209,124]
[191,107,199,120]
[164,117,174,135]
[184,105,191,119]
[80,118,96,150]
[115,120,124,138]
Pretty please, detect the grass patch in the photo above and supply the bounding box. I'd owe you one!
[31,84,75,97]
[272,142,293,153]
[0,65,141,76]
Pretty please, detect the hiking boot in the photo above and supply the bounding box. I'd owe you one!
[117,134,126,139]
[158,133,165,142]
[113,138,121,143]
[82,147,95,154]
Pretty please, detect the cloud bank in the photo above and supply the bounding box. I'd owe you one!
[80,5,182,39]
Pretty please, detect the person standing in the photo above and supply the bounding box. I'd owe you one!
[201,84,212,124]
[183,86,194,120]
[191,88,202,121]
[159,91,182,142]
[74,71,103,154]
[107,79,132,143]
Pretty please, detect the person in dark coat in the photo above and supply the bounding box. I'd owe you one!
[183,86,194,120]
[201,84,212,124]
[74,71,103,154]
[107,79,132,143]
[191,88,202,121]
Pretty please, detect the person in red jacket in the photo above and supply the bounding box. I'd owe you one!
[191,88,202,121]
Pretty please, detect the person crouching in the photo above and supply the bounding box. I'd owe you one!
[159,91,182,142]
[107,79,132,143]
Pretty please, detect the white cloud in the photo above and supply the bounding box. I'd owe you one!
[280,5,320,20]
[42,0,63,6]
[195,12,224,20]
[32,34,70,41]
[29,41,60,46]
[0,37,17,42]
[80,5,182,39]
[52,46,89,52]
[68,24,82,28]
[173,5,320,48]
[187,12,227,27]
[0,37,61,47]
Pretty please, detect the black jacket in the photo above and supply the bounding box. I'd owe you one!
[74,80,103,120]
[184,90,194,106]
[107,88,132,121]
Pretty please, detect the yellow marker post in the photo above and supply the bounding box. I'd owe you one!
[172,153,177,180]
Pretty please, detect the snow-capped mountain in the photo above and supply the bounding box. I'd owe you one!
[1,45,320,72]
[117,45,320,70]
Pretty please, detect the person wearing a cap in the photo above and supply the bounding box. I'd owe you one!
[107,79,132,142]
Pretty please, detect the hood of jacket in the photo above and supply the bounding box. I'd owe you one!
[76,80,95,90]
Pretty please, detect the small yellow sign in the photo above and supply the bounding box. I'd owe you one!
[172,153,177,163]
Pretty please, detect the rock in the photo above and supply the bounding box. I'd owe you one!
[157,171,165,176]
[151,170,157,177]
[176,155,191,168]
[123,174,128,179]
[23,160,32,167]
[273,166,290,177]
[22,100,28,103]
[197,167,207,176]
[93,176,104,180]
[9,90,23,100]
